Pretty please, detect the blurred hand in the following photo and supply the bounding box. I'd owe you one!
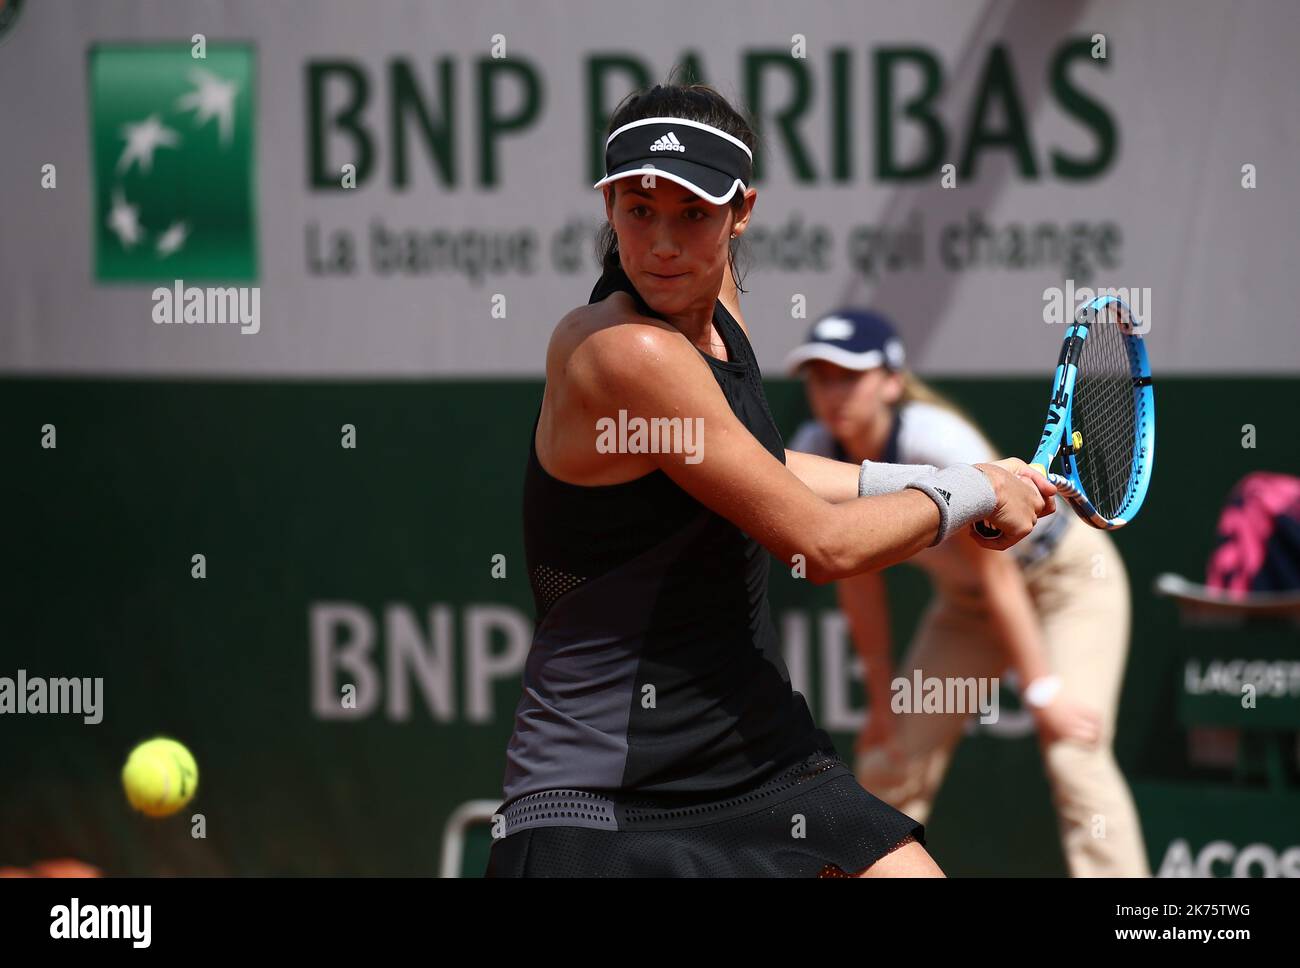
[856,707,899,754]
[1033,696,1102,747]
[854,710,907,791]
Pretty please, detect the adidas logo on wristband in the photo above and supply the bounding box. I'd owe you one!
[935,488,952,504]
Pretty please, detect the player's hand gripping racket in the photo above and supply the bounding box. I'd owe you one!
[974,295,1155,538]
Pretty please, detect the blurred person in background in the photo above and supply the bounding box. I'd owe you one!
[786,309,1150,877]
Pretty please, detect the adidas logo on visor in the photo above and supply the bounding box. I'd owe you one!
[650,131,686,152]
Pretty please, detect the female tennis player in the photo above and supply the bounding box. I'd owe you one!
[785,310,1151,876]
[484,80,1056,878]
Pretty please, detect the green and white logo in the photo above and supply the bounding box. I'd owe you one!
[89,44,257,281]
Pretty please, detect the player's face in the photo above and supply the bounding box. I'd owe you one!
[605,180,736,314]
[803,361,897,441]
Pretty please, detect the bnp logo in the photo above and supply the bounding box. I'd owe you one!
[89,44,257,281]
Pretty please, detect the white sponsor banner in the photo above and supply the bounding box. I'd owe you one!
[0,0,1297,377]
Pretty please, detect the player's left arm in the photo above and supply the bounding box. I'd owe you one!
[785,449,1056,510]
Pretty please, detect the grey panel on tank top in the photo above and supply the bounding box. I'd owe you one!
[502,508,715,803]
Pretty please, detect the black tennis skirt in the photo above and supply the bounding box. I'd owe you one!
[484,750,924,877]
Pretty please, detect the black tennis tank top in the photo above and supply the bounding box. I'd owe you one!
[500,265,833,807]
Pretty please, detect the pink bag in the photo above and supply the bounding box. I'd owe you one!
[1205,472,1300,596]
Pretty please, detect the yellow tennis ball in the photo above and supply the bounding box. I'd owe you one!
[121,738,198,818]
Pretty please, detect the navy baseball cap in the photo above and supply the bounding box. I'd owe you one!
[784,309,907,374]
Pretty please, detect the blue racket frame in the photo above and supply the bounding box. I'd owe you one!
[1029,294,1155,530]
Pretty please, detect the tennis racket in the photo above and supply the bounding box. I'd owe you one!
[974,294,1155,538]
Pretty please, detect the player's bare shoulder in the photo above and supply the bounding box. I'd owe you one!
[548,292,685,398]
[539,293,693,484]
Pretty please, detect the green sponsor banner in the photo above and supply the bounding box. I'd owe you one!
[2,376,1298,875]
[1137,782,1300,877]
[89,44,258,281]
[1180,626,1300,730]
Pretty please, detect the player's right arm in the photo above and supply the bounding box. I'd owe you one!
[565,317,1048,582]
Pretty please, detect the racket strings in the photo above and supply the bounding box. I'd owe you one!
[1072,306,1138,519]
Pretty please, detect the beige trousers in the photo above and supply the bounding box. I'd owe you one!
[855,518,1151,876]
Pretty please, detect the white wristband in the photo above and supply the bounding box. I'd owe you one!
[1023,674,1063,709]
